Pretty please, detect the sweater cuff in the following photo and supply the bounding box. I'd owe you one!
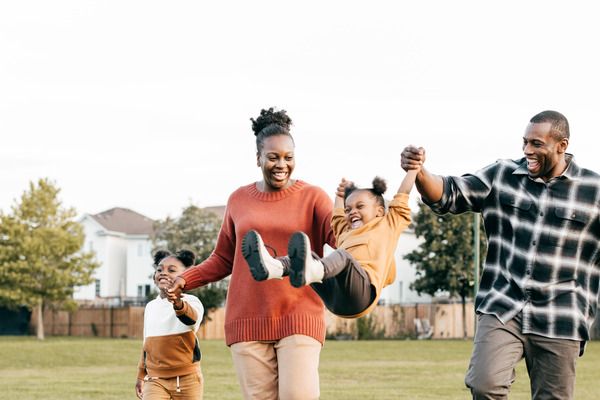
[175,301,189,316]
[174,301,199,326]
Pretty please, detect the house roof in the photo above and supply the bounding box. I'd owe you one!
[91,207,154,235]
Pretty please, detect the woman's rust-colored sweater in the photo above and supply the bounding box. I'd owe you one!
[181,180,335,346]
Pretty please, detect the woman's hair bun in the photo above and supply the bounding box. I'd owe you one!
[251,107,292,136]
[175,249,196,268]
[371,176,387,195]
[153,250,171,266]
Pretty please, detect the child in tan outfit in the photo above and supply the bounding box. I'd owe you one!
[243,168,417,318]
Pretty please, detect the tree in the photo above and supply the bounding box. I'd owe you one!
[0,179,98,339]
[404,202,487,338]
[152,205,227,322]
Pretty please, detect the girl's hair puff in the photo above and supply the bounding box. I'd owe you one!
[153,250,171,266]
[174,250,196,268]
[344,176,387,208]
[153,249,197,268]
[250,107,294,152]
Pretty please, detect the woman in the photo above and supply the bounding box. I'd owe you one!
[169,107,335,399]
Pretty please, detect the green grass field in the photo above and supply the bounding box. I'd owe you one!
[0,337,598,399]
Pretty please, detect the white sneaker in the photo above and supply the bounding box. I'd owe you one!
[242,230,285,280]
[288,231,324,287]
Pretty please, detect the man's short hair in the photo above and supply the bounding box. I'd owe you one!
[530,110,570,140]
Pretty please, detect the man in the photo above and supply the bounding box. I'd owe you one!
[401,110,600,399]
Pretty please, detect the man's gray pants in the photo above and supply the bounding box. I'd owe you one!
[465,314,580,400]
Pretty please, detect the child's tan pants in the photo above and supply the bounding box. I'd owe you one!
[142,367,203,399]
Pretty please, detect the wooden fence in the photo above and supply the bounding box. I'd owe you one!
[31,306,225,339]
[326,302,475,339]
[30,302,600,340]
[33,307,145,338]
[31,302,474,340]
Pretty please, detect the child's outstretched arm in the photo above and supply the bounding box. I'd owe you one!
[332,178,352,237]
[397,166,419,194]
[334,178,351,209]
[385,156,420,230]
[173,295,204,328]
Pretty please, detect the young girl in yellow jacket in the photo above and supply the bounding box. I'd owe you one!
[243,168,417,318]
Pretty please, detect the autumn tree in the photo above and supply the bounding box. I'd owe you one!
[405,202,486,338]
[0,179,98,339]
[152,205,227,321]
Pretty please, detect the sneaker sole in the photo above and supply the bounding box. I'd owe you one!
[241,230,269,281]
[288,232,308,288]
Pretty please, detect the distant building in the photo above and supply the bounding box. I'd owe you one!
[75,207,155,304]
[379,228,431,304]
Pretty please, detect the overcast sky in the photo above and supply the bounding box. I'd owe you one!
[2,1,599,220]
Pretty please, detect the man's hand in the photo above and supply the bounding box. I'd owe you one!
[135,379,143,399]
[401,145,425,171]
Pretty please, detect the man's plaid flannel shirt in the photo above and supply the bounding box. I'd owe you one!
[426,154,600,341]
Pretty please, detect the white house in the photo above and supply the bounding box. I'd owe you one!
[379,227,432,304]
[74,207,155,303]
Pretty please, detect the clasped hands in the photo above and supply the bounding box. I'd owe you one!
[166,277,186,310]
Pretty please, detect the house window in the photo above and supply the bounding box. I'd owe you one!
[138,284,151,297]
[95,279,101,297]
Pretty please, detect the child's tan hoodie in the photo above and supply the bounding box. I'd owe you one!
[137,294,204,379]
[332,192,411,317]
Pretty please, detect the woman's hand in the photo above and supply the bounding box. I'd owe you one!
[334,178,352,208]
[336,178,351,198]
[167,276,186,303]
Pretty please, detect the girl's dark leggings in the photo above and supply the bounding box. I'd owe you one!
[311,249,376,317]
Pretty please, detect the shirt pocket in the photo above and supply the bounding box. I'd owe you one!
[498,191,535,245]
[544,207,592,249]
[499,191,534,215]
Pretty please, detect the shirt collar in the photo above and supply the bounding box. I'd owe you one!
[512,153,579,181]
[513,159,529,176]
[561,154,579,179]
